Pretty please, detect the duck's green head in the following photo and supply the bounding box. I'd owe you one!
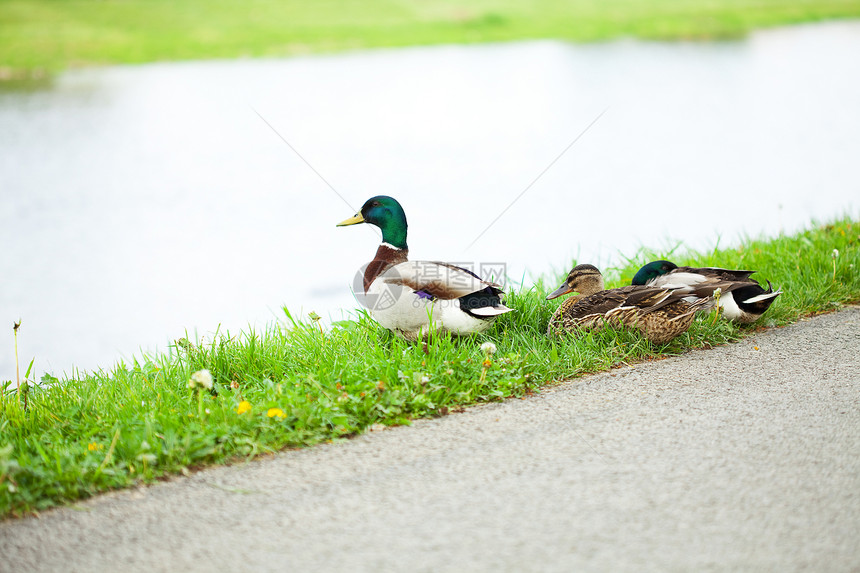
[337,195,408,249]
[631,260,677,285]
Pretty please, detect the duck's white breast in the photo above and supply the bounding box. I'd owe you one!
[362,277,493,339]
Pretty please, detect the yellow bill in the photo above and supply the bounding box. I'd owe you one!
[337,213,365,226]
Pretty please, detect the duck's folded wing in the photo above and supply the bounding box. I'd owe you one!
[380,261,497,300]
[650,272,758,298]
[649,272,711,289]
[573,288,655,316]
[617,286,693,313]
[432,262,504,288]
[678,266,757,282]
[681,279,759,300]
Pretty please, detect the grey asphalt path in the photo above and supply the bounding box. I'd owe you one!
[2,307,859,573]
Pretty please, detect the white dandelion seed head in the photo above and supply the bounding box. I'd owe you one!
[481,342,497,355]
[189,369,213,390]
[832,249,839,259]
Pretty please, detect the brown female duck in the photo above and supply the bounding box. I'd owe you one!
[546,264,708,344]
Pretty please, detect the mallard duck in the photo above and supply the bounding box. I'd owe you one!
[546,264,708,344]
[631,260,782,323]
[337,195,513,340]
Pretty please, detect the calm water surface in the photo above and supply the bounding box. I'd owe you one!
[1,22,859,380]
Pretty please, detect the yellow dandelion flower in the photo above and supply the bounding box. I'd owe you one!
[267,407,286,419]
[236,401,252,415]
[88,442,103,452]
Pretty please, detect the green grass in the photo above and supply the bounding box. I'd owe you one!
[2,0,860,77]
[1,218,859,518]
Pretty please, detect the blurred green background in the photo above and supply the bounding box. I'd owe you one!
[3,0,860,77]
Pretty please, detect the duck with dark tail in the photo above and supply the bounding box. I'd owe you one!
[338,196,512,340]
[632,260,782,323]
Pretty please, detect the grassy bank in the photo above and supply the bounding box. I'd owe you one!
[1,218,859,518]
[2,0,860,77]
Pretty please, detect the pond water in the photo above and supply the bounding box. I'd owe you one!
[1,22,859,381]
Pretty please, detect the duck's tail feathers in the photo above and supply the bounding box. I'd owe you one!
[740,281,782,304]
[468,304,514,317]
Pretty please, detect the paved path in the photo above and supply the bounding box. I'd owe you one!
[2,307,859,572]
